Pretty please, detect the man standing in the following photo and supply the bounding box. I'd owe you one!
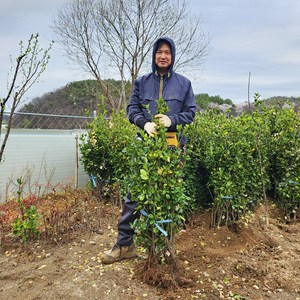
[101,37,196,264]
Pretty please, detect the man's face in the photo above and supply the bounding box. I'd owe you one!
[155,43,172,74]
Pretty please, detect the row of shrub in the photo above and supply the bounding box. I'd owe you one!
[80,98,300,226]
[185,98,299,224]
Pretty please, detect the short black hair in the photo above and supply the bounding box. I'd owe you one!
[156,40,172,54]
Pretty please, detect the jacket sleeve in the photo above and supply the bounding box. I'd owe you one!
[127,78,148,130]
[168,80,196,127]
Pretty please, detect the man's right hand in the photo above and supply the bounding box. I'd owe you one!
[144,122,157,137]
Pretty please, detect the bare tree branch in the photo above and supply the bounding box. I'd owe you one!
[0,34,53,163]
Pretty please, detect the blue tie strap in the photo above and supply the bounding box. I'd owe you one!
[140,209,172,237]
[90,174,97,188]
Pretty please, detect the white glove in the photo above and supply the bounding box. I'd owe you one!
[144,122,157,137]
[154,114,172,128]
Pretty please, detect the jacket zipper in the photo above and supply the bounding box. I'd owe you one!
[159,75,163,99]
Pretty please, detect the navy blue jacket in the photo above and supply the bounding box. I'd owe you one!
[127,37,196,137]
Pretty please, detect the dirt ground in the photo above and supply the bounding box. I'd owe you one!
[0,202,300,300]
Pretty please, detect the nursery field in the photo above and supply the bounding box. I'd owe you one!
[0,102,299,299]
[0,194,299,300]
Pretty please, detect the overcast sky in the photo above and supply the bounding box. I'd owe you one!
[1,0,300,105]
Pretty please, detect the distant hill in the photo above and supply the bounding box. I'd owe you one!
[234,96,300,115]
[263,96,300,110]
[19,79,131,115]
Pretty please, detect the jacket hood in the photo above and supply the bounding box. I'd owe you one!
[152,37,176,75]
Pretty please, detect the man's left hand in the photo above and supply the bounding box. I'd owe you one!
[154,114,171,127]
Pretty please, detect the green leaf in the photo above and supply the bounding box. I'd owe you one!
[140,169,149,180]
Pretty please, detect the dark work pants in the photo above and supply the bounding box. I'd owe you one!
[117,193,140,246]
